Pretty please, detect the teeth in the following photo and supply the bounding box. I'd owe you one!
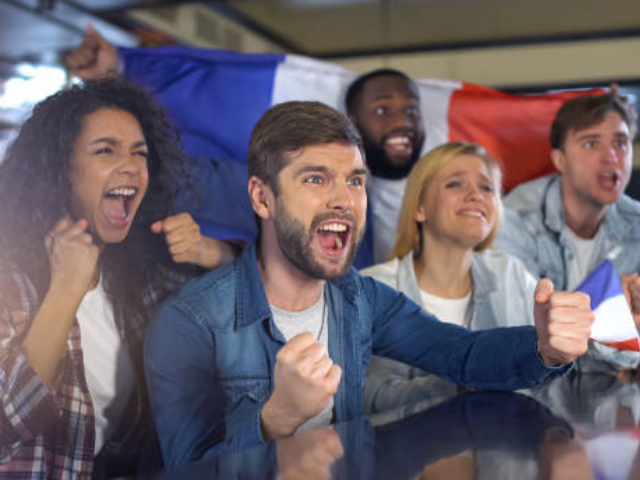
[462,211,483,218]
[386,136,410,145]
[335,235,343,249]
[319,223,347,232]
[107,187,136,197]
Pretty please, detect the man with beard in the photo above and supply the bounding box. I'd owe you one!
[144,101,594,468]
[346,69,426,263]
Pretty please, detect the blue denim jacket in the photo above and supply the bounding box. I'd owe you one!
[496,174,640,290]
[361,250,537,413]
[145,245,566,467]
[495,174,640,372]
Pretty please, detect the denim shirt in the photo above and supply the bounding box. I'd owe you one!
[145,244,566,467]
[496,174,640,290]
[360,250,538,413]
[495,174,640,372]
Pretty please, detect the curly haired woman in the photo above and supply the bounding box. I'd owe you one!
[0,78,235,478]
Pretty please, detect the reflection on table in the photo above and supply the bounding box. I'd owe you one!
[153,370,640,479]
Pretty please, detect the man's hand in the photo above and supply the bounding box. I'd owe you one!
[261,333,341,441]
[621,273,640,327]
[65,24,119,80]
[534,279,594,367]
[276,427,344,480]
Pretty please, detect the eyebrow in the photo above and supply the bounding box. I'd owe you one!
[89,137,117,146]
[292,165,368,178]
[444,171,492,182]
[372,92,419,102]
[88,137,147,149]
[577,132,629,141]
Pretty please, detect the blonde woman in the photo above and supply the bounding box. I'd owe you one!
[362,142,537,414]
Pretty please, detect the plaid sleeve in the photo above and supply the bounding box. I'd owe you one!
[0,269,61,447]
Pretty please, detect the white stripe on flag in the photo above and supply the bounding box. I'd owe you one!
[272,54,356,110]
[415,79,461,153]
[591,295,638,344]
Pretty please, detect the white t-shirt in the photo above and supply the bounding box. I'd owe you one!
[77,276,135,454]
[368,176,407,264]
[271,292,332,434]
[564,227,599,290]
[420,289,472,327]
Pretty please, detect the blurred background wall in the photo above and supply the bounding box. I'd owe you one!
[2,0,640,174]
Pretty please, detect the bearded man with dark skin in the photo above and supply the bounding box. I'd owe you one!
[346,69,426,262]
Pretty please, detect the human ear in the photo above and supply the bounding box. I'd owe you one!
[248,176,274,220]
[551,149,565,173]
[414,203,428,223]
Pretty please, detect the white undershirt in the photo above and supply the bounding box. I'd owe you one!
[419,289,472,327]
[368,176,407,264]
[564,227,598,290]
[271,292,332,434]
[77,275,135,454]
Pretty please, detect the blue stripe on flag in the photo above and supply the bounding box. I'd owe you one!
[575,260,622,309]
[121,47,285,162]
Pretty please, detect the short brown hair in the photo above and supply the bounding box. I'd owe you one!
[550,93,637,150]
[248,101,363,195]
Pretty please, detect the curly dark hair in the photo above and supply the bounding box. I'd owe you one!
[0,78,195,321]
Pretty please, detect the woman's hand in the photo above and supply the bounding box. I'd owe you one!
[46,217,99,297]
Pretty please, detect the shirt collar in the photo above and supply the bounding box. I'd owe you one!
[235,243,361,329]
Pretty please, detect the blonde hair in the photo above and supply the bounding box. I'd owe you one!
[389,142,503,260]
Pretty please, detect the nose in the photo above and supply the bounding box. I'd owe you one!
[389,110,413,129]
[601,144,618,165]
[327,181,355,211]
[119,152,144,175]
[465,182,483,202]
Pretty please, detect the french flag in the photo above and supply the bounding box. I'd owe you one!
[576,260,640,352]
[119,47,601,265]
[120,47,601,192]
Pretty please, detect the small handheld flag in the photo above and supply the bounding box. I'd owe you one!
[575,260,640,352]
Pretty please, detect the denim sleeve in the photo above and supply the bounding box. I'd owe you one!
[365,278,568,390]
[494,209,543,281]
[144,302,264,468]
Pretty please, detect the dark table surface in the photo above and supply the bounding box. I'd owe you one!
[152,370,640,479]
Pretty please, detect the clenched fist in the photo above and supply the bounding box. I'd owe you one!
[534,279,594,367]
[46,217,99,296]
[261,333,342,441]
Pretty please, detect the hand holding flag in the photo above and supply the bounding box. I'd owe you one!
[534,278,594,366]
[621,272,640,327]
[576,261,640,351]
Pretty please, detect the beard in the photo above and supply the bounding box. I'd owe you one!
[362,133,424,180]
[273,197,361,280]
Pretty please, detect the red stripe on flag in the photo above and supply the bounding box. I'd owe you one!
[448,83,604,192]
[596,338,640,351]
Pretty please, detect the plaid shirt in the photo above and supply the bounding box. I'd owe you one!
[0,262,171,479]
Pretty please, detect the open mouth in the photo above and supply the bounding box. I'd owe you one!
[458,209,486,219]
[316,221,352,257]
[384,134,413,158]
[598,172,619,190]
[102,186,139,227]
